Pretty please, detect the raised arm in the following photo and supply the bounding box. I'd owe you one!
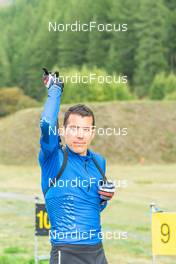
[39,69,64,160]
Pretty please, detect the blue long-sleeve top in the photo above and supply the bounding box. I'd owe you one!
[38,84,108,245]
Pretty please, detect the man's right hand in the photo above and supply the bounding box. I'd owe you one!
[42,67,64,91]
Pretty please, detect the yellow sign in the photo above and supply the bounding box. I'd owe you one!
[152,212,176,255]
[35,203,50,236]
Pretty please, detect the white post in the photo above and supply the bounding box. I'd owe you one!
[152,255,156,264]
[150,203,156,264]
[35,235,38,264]
[35,197,39,264]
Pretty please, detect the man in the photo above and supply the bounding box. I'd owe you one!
[38,69,115,264]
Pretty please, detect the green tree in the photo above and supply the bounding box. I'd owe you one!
[0,41,10,87]
[164,0,176,72]
[86,0,111,68]
[19,0,60,100]
[134,0,169,97]
[107,0,139,87]
[58,0,90,68]
[0,8,10,87]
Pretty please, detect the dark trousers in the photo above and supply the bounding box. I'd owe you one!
[50,242,108,264]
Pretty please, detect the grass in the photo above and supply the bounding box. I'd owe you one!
[0,163,176,263]
[0,101,176,165]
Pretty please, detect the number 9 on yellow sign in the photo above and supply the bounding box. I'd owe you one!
[152,213,176,255]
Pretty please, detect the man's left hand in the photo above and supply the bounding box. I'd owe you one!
[98,180,115,201]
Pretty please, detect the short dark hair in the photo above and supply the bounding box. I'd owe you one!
[63,104,95,127]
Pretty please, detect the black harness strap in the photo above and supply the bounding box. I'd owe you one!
[92,157,107,183]
[44,147,68,197]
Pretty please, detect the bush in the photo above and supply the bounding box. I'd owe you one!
[150,72,176,100]
[165,91,176,100]
[165,73,176,95]
[149,73,166,100]
[0,87,40,117]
